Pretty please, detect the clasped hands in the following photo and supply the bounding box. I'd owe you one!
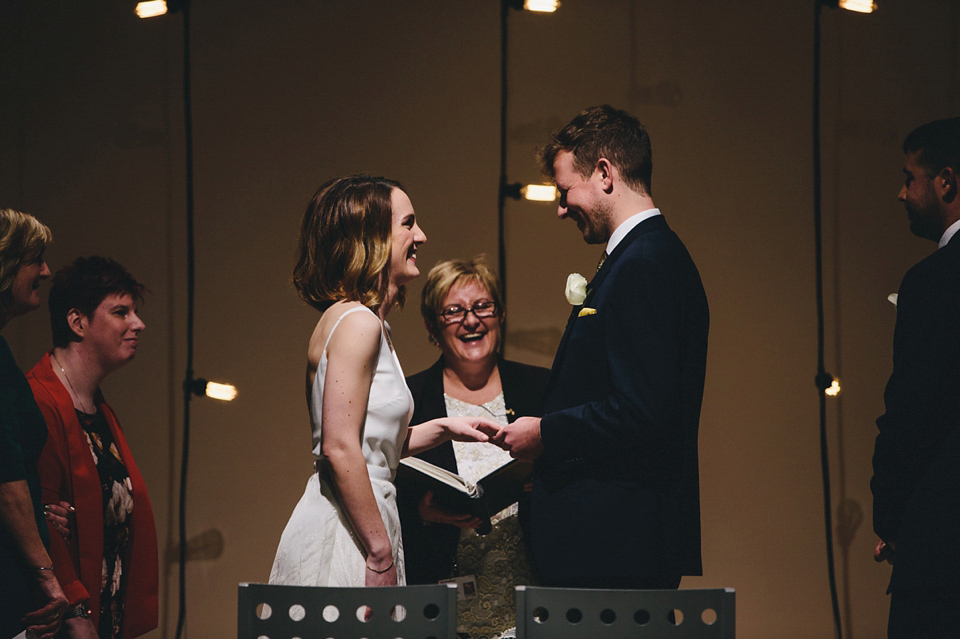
[420,416,544,529]
[448,415,544,462]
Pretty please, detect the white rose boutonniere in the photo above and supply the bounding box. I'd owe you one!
[565,273,588,306]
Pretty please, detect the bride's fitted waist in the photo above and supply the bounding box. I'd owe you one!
[314,458,394,483]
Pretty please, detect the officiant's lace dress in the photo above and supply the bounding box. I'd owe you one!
[270,306,412,586]
[446,394,534,639]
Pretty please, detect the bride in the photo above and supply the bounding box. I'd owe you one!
[270,175,500,587]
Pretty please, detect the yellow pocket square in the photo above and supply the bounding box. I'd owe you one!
[577,307,597,317]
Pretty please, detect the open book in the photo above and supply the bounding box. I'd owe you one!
[396,456,534,535]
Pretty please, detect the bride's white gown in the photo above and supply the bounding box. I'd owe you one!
[270,306,412,586]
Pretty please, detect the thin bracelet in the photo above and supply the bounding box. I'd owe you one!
[63,603,91,620]
[366,560,394,574]
[35,566,55,571]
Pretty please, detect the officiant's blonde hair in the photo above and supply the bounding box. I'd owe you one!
[420,256,502,346]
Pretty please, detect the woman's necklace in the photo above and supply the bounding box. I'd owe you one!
[51,351,92,415]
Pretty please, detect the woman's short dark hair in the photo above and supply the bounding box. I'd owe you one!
[49,256,146,348]
[293,175,404,312]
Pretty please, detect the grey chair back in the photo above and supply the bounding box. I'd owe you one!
[238,582,457,639]
[515,586,735,638]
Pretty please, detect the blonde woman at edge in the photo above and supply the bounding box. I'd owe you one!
[0,209,67,639]
[269,175,500,587]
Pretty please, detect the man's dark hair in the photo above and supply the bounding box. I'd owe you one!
[49,256,146,348]
[539,105,653,194]
[903,117,960,177]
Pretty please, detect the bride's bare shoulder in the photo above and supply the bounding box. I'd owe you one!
[307,301,380,368]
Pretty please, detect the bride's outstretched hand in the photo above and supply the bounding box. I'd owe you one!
[441,416,501,443]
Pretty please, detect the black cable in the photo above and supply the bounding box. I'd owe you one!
[813,2,843,637]
[497,0,510,336]
[175,2,193,638]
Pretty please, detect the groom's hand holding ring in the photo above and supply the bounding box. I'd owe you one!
[493,417,544,461]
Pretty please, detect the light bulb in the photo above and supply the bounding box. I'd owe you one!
[524,0,560,13]
[522,184,559,202]
[824,378,842,397]
[205,381,238,401]
[838,0,876,13]
[135,1,168,18]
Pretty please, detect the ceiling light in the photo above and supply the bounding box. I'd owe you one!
[839,0,876,13]
[522,184,559,201]
[135,0,168,18]
[203,381,238,402]
[824,377,842,397]
[524,0,560,12]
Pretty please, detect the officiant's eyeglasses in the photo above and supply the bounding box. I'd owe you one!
[438,301,499,325]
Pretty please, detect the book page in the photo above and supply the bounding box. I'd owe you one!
[398,457,481,497]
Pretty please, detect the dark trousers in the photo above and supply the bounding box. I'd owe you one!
[888,587,960,639]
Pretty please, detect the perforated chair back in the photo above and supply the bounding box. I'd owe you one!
[238,582,458,639]
[515,586,735,638]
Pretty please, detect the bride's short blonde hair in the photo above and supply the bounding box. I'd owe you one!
[294,175,405,312]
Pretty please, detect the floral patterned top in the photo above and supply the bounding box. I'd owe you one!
[445,393,533,639]
[78,409,134,639]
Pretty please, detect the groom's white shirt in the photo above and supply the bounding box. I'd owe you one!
[606,208,661,256]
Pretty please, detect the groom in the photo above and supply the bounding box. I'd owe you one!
[495,105,709,588]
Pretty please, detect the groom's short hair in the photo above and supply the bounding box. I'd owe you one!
[903,117,960,177]
[539,105,653,195]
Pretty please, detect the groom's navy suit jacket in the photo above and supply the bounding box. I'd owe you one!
[872,234,960,594]
[531,214,709,583]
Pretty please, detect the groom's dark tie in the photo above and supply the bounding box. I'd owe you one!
[595,251,608,274]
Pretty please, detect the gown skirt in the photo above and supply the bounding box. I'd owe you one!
[269,464,405,587]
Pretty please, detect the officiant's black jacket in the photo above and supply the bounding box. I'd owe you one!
[399,357,549,585]
[533,214,708,584]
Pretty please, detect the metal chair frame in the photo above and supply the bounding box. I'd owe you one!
[515,586,735,638]
[237,582,458,639]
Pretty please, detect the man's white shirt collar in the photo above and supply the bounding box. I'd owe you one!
[939,218,960,248]
[606,208,661,255]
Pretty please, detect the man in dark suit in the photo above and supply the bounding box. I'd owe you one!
[872,117,960,638]
[495,105,709,588]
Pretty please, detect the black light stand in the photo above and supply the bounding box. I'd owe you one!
[497,1,556,351]
[814,1,844,637]
[173,2,194,637]
[138,3,236,632]
[139,2,198,636]
[497,0,519,313]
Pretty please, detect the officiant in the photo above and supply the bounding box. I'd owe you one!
[398,256,548,639]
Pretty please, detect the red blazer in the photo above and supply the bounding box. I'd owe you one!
[28,354,158,638]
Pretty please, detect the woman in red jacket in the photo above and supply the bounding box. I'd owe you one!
[28,256,157,639]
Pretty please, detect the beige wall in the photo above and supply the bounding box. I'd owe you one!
[1,1,954,637]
